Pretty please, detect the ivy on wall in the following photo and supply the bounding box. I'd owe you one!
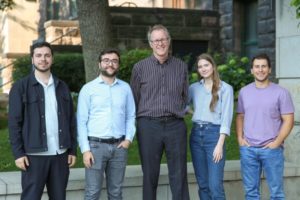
[291,0,300,19]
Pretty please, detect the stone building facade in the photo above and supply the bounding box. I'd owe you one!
[0,0,277,91]
[219,0,276,75]
[46,6,220,70]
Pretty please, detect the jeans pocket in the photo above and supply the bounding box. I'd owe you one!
[239,145,248,151]
[89,141,99,149]
[264,146,283,157]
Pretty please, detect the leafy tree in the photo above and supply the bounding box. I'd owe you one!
[0,0,15,11]
[291,0,300,18]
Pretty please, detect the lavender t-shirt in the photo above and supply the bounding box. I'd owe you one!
[237,82,294,146]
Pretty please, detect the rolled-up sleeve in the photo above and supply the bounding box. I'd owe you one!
[220,85,234,135]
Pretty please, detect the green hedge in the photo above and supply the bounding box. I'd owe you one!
[13,53,85,92]
[12,49,152,91]
[13,50,252,96]
[119,49,152,82]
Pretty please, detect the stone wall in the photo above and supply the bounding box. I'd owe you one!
[219,0,234,52]
[45,7,220,52]
[276,0,300,165]
[219,0,275,74]
[257,0,276,75]
[1,161,300,199]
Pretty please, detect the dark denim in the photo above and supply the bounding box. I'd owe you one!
[8,72,77,159]
[190,123,226,200]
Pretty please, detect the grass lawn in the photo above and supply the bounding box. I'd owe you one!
[0,113,239,172]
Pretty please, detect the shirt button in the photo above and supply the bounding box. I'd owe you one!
[59,129,62,134]
[41,115,44,118]
[43,132,46,135]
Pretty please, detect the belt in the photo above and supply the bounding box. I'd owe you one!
[88,136,125,144]
[143,116,180,122]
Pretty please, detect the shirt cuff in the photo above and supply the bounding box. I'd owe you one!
[220,127,230,136]
[80,142,90,153]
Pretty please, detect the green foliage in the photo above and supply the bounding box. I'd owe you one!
[291,0,300,19]
[217,53,252,97]
[189,53,253,98]
[12,53,85,92]
[119,49,152,82]
[12,48,151,96]
[0,0,15,11]
[0,112,239,171]
[12,56,31,82]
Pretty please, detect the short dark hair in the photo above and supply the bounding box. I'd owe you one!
[251,53,271,68]
[98,48,120,62]
[30,41,53,57]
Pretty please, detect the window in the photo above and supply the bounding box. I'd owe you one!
[233,0,258,59]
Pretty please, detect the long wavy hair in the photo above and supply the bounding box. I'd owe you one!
[196,53,221,112]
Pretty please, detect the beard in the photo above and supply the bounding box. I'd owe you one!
[34,64,51,73]
[99,67,118,78]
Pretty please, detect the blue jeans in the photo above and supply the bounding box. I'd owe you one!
[240,146,285,200]
[190,123,226,200]
[84,141,128,200]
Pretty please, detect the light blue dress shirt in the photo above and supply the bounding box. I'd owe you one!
[29,74,66,155]
[77,76,136,153]
[188,80,234,135]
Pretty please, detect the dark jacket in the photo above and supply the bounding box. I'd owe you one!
[8,72,77,159]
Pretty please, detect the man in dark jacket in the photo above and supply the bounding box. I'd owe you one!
[8,41,77,200]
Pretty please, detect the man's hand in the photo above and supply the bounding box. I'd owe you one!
[238,136,250,147]
[263,140,281,149]
[117,140,131,149]
[83,151,94,168]
[68,155,76,167]
[15,156,29,171]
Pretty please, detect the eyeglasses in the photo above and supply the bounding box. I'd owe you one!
[150,38,169,45]
[101,58,119,65]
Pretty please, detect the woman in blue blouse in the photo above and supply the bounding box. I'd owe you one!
[189,53,234,200]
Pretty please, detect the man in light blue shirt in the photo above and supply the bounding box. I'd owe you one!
[77,48,136,200]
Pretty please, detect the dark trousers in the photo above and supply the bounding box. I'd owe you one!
[137,117,190,200]
[21,152,70,200]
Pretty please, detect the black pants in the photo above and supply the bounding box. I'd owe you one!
[137,117,190,200]
[21,152,69,200]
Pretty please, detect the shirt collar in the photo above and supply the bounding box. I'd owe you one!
[97,75,119,86]
[35,73,54,87]
[150,54,172,65]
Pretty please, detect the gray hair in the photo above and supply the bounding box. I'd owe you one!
[147,24,171,45]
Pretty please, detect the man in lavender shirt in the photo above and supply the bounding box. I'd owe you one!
[236,53,294,200]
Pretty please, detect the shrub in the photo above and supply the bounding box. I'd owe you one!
[13,53,85,92]
[12,49,152,91]
[119,49,152,83]
[217,53,252,98]
[189,53,253,98]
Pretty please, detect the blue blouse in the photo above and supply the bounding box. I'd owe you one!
[188,80,234,135]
